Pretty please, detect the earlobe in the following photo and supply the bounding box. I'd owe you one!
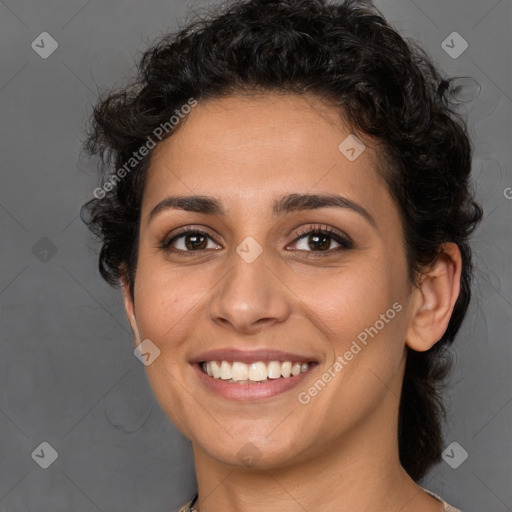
[406,243,462,352]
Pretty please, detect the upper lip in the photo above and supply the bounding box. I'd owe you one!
[190,348,319,365]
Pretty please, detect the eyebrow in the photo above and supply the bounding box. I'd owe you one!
[147,193,376,227]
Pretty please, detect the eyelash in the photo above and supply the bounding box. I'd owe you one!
[159,224,354,258]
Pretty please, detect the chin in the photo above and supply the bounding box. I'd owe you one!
[195,427,311,469]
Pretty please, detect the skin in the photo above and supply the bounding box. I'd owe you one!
[121,92,461,512]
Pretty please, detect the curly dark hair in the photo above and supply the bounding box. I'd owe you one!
[81,0,483,482]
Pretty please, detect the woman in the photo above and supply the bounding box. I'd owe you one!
[81,0,482,510]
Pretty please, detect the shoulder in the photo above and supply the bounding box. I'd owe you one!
[422,487,464,512]
[177,499,192,512]
[177,493,198,512]
[443,503,464,512]
[177,490,464,512]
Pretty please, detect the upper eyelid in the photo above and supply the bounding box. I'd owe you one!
[162,226,220,245]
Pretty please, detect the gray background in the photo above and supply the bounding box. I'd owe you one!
[0,0,510,511]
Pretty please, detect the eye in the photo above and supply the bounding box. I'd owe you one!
[288,225,353,254]
[159,224,353,257]
[160,228,222,255]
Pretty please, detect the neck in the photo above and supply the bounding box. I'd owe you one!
[191,395,441,512]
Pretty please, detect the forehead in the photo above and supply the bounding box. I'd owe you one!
[143,92,389,214]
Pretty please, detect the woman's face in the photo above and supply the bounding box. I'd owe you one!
[124,92,417,468]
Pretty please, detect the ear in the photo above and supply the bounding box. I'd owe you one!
[406,243,462,352]
[120,269,141,346]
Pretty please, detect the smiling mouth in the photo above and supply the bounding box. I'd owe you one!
[199,360,316,384]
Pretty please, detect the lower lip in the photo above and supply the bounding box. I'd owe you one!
[192,363,317,401]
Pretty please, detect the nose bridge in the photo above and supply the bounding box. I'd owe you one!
[208,237,291,332]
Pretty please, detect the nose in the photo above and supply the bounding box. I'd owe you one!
[207,245,292,335]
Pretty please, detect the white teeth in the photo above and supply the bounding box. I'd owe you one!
[231,362,249,381]
[249,362,267,381]
[267,361,281,379]
[281,361,292,378]
[219,361,232,380]
[201,360,311,382]
[211,361,221,378]
[291,363,302,376]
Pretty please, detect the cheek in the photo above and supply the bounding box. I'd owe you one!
[131,256,201,405]
[133,254,203,340]
[299,254,410,409]
[306,260,406,342]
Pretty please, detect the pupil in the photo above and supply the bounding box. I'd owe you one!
[186,234,207,250]
[309,234,330,251]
